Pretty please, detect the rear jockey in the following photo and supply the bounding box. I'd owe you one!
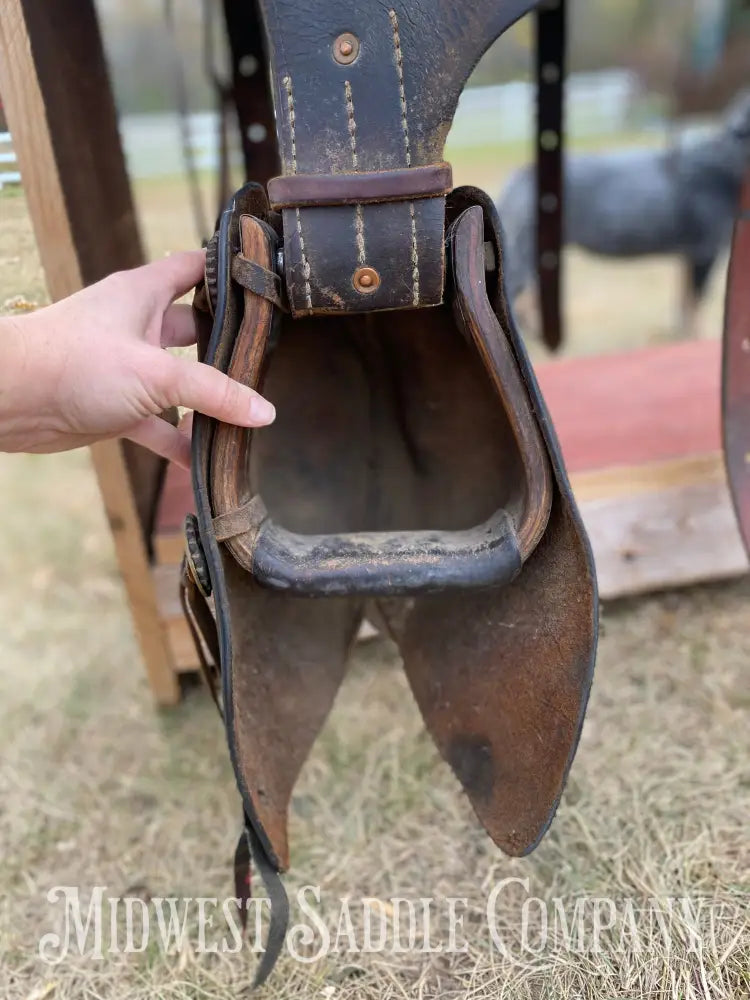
[0,250,275,468]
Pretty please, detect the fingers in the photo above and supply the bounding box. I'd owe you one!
[130,250,206,308]
[162,354,276,426]
[161,303,199,347]
[124,415,192,469]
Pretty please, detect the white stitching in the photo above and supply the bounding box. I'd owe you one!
[389,10,419,306]
[409,204,420,307]
[345,81,367,267]
[389,9,411,167]
[344,81,359,171]
[282,75,298,171]
[283,74,313,311]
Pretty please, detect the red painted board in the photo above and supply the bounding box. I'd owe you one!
[537,338,720,474]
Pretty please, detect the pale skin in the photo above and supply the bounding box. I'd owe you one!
[0,250,275,469]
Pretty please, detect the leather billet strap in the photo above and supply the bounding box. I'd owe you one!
[536,0,566,351]
[220,0,280,190]
[722,169,750,555]
[256,0,556,316]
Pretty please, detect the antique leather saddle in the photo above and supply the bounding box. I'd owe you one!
[181,0,597,983]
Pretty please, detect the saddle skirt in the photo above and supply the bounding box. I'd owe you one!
[181,0,597,984]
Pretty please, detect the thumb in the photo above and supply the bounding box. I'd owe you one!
[160,353,276,426]
[130,250,207,307]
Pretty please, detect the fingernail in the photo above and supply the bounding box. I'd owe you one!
[250,396,276,424]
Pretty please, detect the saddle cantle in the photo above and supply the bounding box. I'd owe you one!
[181,0,597,983]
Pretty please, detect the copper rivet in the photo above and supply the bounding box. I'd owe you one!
[353,266,380,293]
[333,32,360,65]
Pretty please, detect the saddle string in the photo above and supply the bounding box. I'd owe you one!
[179,558,223,713]
[244,818,291,988]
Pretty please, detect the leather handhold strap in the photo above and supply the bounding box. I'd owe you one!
[231,254,285,310]
[722,169,750,555]
[267,162,453,209]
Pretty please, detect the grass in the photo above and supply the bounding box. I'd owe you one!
[0,142,747,999]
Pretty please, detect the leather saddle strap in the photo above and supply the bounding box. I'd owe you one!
[257,0,544,316]
[536,0,566,351]
[268,162,453,208]
[240,817,290,988]
[722,168,750,555]
[221,0,279,188]
[179,554,223,711]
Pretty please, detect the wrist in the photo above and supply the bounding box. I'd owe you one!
[0,311,65,452]
[0,313,30,403]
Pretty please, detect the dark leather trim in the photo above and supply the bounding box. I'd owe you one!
[251,507,522,596]
[191,183,286,874]
[722,169,750,556]
[267,162,453,209]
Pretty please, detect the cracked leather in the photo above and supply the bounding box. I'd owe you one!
[258,0,542,314]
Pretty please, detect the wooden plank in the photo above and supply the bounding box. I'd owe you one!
[579,459,748,598]
[0,0,179,704]
[92,442,181,699]
[155,529,187,568]
[154,563,186,620]
[155,462,192,558]
[570,452,727,503]
[166,616,206,673]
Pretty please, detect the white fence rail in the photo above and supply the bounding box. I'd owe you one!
[119,72,644,179]
[0,131,22,188]
[0,72,656,187]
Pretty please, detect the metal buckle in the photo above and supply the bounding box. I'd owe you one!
[184,513,212,598]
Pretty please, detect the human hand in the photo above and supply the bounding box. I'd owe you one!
[0,251,275,468]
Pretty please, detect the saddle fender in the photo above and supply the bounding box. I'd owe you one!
[182,0,595,984]
[184,182,597,981]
